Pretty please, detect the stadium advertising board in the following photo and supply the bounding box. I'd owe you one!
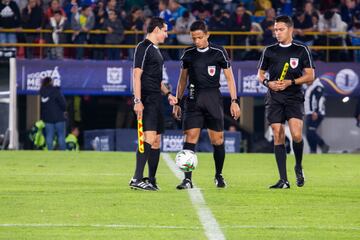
[83,129,241,152]
[17,60,360,97]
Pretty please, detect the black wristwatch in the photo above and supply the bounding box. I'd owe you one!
[291,78,296,86]
[165,92,171,97]
[262,79,269,87]
[231,98,240,104]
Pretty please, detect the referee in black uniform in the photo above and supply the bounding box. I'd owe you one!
[257,16,315,189]
[129,17,178,191]
[173,20,241,189]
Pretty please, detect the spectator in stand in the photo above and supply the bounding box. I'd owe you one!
[22,0,43,59]
[208,9,230,46]
[90,0,106,60]
[254,0,272,16]
[319,8,348,61]
[191,0,212,20]
[45,9,68,59]
[63,0,79,20]
[196,7,210,24]
[349,19,360,62]
[105,0,116,15]
[71,4,94,59]
[0,0,21,58]
[304,1,319,17]
[174,10,195,45]
[159,0,173,32]
[103,9,124,60]
[340,0,360,30]
[230,4,251,60]
[169,0,186,22]
[168,0,187,59]
[44,0,66,25]
[260,7,276,45]
[124,6,144,60]
[293,10,315,46]
[159,0,173,60]
[243,22,263,60]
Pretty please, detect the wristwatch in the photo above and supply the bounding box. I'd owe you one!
[134,97,141,104]
[231,98,240,104]
[262,79,269,87]
[291,78,296,86]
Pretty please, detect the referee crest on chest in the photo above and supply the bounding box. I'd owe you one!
[208,66,216,76]
[290,58,299,69]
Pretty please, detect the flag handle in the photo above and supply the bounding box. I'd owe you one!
[279,62,289,81]
[137,119,144,153]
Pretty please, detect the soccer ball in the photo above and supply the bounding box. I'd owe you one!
[175,150,198,172]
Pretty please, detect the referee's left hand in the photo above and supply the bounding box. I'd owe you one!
[168,94,178,106]
[277,80,292,91]
[230,102,241,120]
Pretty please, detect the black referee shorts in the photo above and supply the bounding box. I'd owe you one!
[183,89,224,131]
[266,100,304,124]
[142,94,164,134]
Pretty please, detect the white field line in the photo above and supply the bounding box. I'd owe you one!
[162,153,226,240]
[0,223,359,231]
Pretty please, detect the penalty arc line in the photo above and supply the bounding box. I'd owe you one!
[162,153,226,240]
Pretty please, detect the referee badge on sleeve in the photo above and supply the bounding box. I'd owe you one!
[290,58,299,69]
[208,66,216,76]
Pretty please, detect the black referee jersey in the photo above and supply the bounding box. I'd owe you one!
[133,39,164,96]
[181,43,231,90]
[258,41,315,101]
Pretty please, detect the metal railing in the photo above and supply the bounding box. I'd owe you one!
[1,28,360,61]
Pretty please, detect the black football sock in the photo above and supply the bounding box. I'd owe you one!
[213,144,225,177]
[133,142,151,180]
[274,144,287,181]
[148,148,160,182]
[183,142,196,180]
[293,140,304,169]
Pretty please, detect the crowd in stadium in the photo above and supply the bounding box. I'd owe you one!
[1,0,360,61]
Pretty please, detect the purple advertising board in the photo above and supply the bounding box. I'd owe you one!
[16,59,360,97]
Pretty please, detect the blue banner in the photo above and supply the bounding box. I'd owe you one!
[16,59,360,97]
[83,128,241,152]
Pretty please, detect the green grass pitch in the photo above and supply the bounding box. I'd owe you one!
[0,151,359,240]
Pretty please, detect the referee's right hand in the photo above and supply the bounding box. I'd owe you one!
[134,102,144,120]
[172,105,181,121]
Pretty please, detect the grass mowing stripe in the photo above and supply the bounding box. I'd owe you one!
[0,223,201,229]
[1,224,358,231]
[162,153,226,240]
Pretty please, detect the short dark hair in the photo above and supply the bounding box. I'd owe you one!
[41,77,53,89]
[147,17,166,33]
[190,20,208,33]
[275,15,294,27]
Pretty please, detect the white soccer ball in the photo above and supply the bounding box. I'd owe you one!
[175,150,198,172]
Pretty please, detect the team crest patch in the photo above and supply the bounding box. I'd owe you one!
[290,58,299,69]
[208,66,216,76]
